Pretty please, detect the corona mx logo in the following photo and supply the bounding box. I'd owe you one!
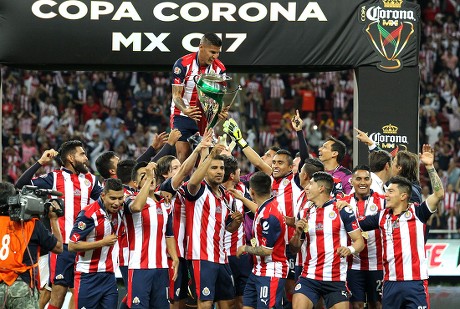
[359,0,417,72]
[369,123,408,154]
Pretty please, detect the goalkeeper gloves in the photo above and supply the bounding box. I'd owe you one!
[223,119,248,149]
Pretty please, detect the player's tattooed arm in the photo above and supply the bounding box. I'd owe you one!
[244,245,272,257]
[172,85,187,112]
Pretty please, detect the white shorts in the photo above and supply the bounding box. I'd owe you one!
[38,254,52,291]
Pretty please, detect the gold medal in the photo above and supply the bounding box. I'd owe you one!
[250,238,257,247]
[361,231,369,240]
[303,223,309,233]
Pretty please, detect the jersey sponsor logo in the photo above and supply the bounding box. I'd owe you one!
[261,299,268,305]
[315,223,324,231]
[78,221,86,230]
[74,188,81,196]
[202,287,210,296]
[174,67,181,75]
[156,207,163,215]
[294,283,301,291]
[262,221,269,231]
[216,206,222,214]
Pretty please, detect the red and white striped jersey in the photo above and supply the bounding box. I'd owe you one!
[171,52,226,118]
[295,191,309,268]
[70,200,120,273]
[224,182,247,256]
[252,197,288,278]
[299,200,360,282]
[118,185,138,267]
[32,168,102,243]
[183,181,234,264]
[359,201,435,281]
[442,192,458,213]
[259,130,275,151]
[124,195,173,269]
[102,90,119,109]
[272,173,303,243]
[340,192,385,271]
[171,190,187,258]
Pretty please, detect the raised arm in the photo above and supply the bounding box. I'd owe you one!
[421,144,445,211]
[223,118,272,175]
[291,109,309,163]
[187,144,225,196]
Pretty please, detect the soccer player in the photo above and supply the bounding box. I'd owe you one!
[222,156,253,308]
[171,32,228,163]
[339,165,385,309]
[318,137,352,194]
[16,140,103,309]
[290,172,364,309]
[124,161,179,309]
[236,172,288,309]
[355,145,444,308]
[183,144,243,309]
[69,178,125,308]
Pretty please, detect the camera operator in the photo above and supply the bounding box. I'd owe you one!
[0,182,63,308]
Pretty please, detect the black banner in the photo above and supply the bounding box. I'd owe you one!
[355,66,420,163]
[0,0,420,71]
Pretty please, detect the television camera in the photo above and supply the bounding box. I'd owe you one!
[5,185,64,221]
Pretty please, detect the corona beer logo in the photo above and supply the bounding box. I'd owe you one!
[369,123,408,151]
[358,0,417,72]
[382,124,398,134]
[383,0,403,8]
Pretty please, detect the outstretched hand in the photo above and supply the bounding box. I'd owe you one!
[291,109,303,131]
[419,144,435,167]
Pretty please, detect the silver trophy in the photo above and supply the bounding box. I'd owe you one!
[188,73,241,145]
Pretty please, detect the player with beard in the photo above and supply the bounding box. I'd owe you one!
[16,140,103,309]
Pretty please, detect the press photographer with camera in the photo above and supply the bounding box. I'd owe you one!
[0,182,63,308]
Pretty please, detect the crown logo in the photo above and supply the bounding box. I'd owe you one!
[382,124,398,134]
[382,0,403,8]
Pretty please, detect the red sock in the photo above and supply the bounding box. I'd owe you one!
[47,305,60,309]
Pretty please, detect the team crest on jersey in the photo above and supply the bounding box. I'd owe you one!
[132,296,140,304]
[78,222,86,230]
[176,288,181,297]
[295,283,301,291]
[74,188,81,196]
[202,287,210,296]
[55,274,64,280]
[282,179,290,186]
[329,211,337,220]
[369,204,378,212]
[174,66,181,75]
[84,179,91,187]
[404,211,412,220]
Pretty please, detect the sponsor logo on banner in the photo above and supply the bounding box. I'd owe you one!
[359,0,417,72]
[369,124,408,155]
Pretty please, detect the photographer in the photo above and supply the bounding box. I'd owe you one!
[0,182,63,308]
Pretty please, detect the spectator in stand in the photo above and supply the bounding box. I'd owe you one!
[425,119,443,147]
[80,95,101,124]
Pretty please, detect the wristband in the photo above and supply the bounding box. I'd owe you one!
[237,138,248,149]
[347,245,356,255]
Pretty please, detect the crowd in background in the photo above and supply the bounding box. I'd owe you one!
[1,1,460,235]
